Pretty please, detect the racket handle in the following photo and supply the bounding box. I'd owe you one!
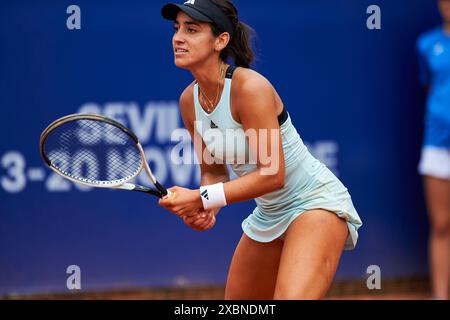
[155,181,169,197]
[131,185,163,198]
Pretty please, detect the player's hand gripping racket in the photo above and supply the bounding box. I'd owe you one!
[40,113,170,198]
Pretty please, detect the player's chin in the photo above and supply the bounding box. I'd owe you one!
[174,57,192,69]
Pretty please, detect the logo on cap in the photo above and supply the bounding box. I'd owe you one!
[184,0,195,5]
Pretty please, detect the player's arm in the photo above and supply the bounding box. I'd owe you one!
[221,72,285,204]
[163,84,226,228]
[160,73,285,215]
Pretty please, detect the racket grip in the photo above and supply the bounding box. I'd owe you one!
[155,181,168,197]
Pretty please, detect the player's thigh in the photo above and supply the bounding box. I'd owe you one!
[225,233,284,300]
[274,209,348,300]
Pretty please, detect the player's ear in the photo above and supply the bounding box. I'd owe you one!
[215,32,230,52]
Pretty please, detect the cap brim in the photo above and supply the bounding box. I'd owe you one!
[161,3,213,23]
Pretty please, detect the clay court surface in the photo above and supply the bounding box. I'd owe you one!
[1,277,437,300]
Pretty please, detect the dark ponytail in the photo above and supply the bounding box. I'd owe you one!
[210,0,255,68]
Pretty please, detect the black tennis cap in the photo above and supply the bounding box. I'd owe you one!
[161,0,234,37]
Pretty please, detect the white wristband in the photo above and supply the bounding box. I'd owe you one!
[199,183,227,210]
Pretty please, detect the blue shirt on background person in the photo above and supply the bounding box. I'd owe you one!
[417,26,450,148]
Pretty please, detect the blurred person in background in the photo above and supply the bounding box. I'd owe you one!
[417,0,450,300]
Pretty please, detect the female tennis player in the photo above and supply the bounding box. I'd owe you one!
[159,0,362,299]
[416,0,450,300]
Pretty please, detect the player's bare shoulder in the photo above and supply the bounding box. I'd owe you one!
[232,67,274,95]
[231,67,278,118]
[180,81,195,110]
[179,81,196,126]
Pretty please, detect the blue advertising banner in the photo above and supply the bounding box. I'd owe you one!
[0,0,441,294]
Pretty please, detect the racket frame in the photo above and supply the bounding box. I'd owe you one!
[39,113,168,198]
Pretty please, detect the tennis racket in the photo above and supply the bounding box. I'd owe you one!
[39,113,169,198]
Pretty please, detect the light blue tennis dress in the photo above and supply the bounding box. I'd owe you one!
[193,66,362,250]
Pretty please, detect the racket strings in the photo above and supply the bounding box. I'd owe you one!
[86,120,141,179]
[44,119,142,185]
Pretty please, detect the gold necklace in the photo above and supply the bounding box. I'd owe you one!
[200,62,225,113]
